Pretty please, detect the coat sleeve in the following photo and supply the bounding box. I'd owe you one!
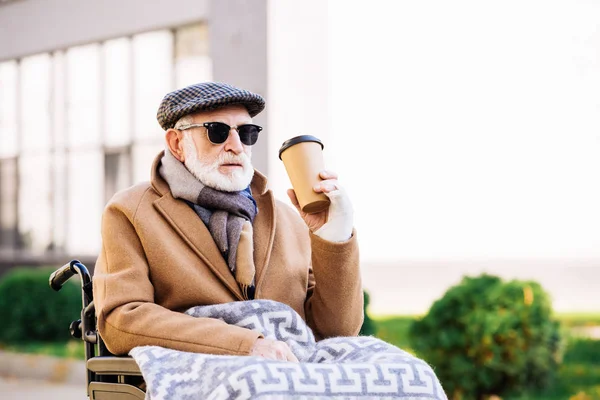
[304,229,364,339]
[93,197,262,356]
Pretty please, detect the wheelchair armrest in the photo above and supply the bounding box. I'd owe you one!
[87,356,142,376]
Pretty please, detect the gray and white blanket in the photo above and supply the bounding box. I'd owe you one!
[130,300,447,400]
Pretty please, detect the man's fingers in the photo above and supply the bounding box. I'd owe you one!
[277,341,298,362]
[273,341,297,362]
[319,170,338,180]
[313,179,339,194]
[275,347,286,361]
[287,189,301,209]
[286,347,299,363]
[252,338,298,362]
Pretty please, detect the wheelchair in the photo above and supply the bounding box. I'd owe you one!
[49,260,146,400]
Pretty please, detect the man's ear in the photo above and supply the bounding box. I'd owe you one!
[165,129,185,162]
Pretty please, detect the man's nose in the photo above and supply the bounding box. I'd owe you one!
[223,128,244,154]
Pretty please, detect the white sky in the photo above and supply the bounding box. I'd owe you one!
[325,0,600,262]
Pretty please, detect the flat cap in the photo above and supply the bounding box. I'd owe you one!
[156,82,265,130]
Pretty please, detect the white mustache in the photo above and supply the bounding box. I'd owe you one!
[214,152,251,169]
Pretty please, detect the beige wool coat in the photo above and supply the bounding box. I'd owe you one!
[93,152,364,356]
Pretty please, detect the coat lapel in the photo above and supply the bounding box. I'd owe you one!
[153,193,244,301]
[252,189,275,297]
[249,171,276,297]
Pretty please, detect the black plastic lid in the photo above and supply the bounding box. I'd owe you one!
[278,135,324,160]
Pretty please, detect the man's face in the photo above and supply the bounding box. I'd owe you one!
[180,105,255,192]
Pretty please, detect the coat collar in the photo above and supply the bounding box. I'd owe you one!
[150,151,275,300]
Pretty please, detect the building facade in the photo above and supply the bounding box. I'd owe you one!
[0,0,272,269]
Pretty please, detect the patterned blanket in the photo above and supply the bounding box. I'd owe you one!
[130,300,447,400]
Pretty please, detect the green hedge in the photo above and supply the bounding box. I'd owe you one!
[359,290,377,336]
[0,267,82,343]
[410,274,561,400]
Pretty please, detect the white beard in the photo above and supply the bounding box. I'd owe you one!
[182,134,254,192]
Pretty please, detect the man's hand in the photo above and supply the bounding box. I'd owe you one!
[287,170,354,242]
[250,338,299,362]
[287,170,339,232]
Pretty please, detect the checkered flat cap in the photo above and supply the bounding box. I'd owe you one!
[156,82,265,130]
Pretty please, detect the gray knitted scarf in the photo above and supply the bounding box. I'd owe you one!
[158,150,258,298]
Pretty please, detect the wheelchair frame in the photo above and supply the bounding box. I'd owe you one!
[50,260,146,400]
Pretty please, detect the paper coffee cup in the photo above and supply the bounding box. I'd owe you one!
[279,135,331,214]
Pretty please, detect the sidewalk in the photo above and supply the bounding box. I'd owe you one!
[0,376,84,400]
[0,350,86,385]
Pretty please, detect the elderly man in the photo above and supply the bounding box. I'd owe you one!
[93,82,363,362]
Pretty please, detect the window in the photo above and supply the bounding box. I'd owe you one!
[51,51,67,252]
[131,30,175,184]
[133,30,174,141]
[66,44,101,149]
[65,44,103,254]
[0,158,18,249]
[175,23,212,89]
[0,61,19,249]
[104,38,132,148]
[104,150,132,204]
[18,54,52,252]
[0,61,18,158]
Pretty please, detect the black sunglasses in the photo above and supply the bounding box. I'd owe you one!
[177,122,262,146]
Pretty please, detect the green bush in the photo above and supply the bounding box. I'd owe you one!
[562,338,600,364]
[374,316,414,350]
[359,290,377,336]
[0,267,82,343]
[409,274,561,400]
